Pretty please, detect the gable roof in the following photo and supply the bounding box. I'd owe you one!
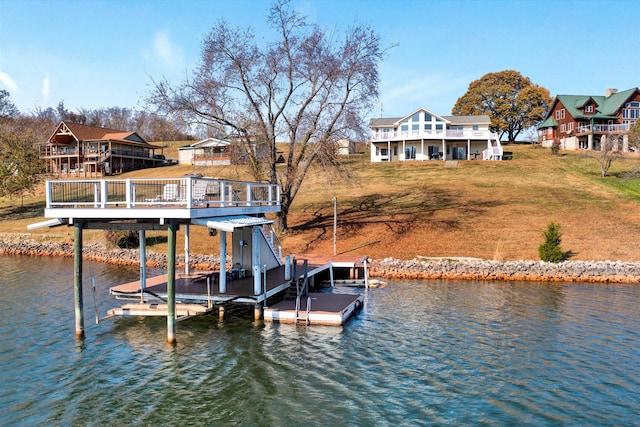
[178,137,231,150]
[543,87,639,123]
[48,121,155,146]
[369,108,490,127]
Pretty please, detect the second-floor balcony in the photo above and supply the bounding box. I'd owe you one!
[371,129,497,142]
[576,123,631,134]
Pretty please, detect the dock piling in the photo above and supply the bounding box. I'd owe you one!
[167,221,177,344]
[73,222,85,338]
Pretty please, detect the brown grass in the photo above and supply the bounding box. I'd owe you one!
[4,145,640,261]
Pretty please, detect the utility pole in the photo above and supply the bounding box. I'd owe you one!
[333,197,337,256]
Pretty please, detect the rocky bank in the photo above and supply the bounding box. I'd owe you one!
[2,234,639,284]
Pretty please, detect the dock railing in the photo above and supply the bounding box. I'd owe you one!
[45,177,281,210]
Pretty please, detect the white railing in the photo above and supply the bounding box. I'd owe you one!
[45,177,280,210]
[260,224,283,265]
[371,129,496,142]
[576,124,630,133]
[483,146,504,160]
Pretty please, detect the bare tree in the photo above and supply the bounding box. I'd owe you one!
[595,134,623,177]
[148,0,386,230]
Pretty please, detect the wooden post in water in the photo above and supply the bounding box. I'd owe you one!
[219,230,227,293]
[167,221,177,344]
[73,221,85,338]
[139,230,146,303]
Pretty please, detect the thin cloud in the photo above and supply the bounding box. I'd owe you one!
[42,74,50,103]
[0,70,18,92]
[142,31,183,68]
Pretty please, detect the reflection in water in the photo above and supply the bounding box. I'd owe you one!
[1,256,639,426]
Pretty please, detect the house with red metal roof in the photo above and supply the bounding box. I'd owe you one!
[537,87,640,151]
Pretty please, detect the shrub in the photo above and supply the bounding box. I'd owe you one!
[538,222,564,262]
[104,230,139,249]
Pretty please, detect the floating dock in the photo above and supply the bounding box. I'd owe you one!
[264,292,364,325]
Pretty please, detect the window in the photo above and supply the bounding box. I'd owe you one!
[585,105,593,113]
[555,109,565,120]
[424,113,432,122]
[560,124,565,133]
[401,124,408,132]
[472,125,479,130]
[412,124,419,131]
[393,146,398,156]
[435,124,443,131]
[567,122,573,133]
[411,113,420,122]
[450,125,463,130]
[622,102,640,119]
[424,124,432,130]
[405,146,416,160]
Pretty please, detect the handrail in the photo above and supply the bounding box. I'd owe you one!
[371,129,498,142]
[259,224,283,264]
[45,177,280,210]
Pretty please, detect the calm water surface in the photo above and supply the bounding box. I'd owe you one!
[1,255,639,426]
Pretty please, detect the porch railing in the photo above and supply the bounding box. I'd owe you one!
[576,123,631,134]
[371,129,497,142]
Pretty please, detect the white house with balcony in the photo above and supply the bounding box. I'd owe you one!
[370,108,503,162]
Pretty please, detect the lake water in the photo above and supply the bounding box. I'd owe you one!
[1,255,639,426]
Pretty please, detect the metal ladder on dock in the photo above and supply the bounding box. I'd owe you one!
[290,258,311,324]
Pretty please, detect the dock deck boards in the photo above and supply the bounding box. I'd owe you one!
[108,254,368,325]
[264,293,363,326]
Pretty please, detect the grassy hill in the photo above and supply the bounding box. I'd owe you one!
[3,144,640,262]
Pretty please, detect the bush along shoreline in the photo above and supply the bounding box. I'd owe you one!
[1,234,640,284]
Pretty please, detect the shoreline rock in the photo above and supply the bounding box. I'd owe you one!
[2,234,639,284]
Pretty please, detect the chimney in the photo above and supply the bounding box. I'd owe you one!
[605,88,618,97]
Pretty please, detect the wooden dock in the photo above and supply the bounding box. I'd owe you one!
[107,254,369,326]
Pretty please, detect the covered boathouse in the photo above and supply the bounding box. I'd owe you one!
[28,176,366,343]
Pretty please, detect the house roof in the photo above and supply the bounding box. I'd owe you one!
[538,116,558,129]
[369,108,490,127]
[47,121,156,147]
[178,137,231,150]
[541,87,639,126]
[442,115,490,125]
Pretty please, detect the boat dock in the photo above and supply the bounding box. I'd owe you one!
[28,176,370,341]
[106,255,368,326]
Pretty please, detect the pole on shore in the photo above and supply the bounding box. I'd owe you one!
[73,221,85,338]
[167,221,177,344]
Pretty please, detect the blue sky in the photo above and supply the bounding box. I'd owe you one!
[0,0,638,120]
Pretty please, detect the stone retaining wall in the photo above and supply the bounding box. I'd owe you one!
[2,234,639,283]
[370,257,640,284]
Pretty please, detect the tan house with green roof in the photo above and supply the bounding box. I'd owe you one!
[538,87,640,151]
